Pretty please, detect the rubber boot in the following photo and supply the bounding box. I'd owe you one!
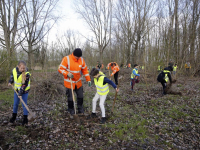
[10,113,17,123]
[22,115,28,125]
[100,117,106,124]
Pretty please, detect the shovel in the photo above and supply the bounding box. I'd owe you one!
[70,78,80,124]
[11,85,36,122]
[111,76,123,113]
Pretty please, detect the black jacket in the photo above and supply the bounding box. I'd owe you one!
[157,67,172,83]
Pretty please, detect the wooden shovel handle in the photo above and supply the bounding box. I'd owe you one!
[70,78,76,114]
[11,85,32,113]
[111,83,119,112]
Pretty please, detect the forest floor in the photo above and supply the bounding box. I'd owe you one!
[0,68,200,150]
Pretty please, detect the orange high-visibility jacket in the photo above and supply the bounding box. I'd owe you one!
[107,62,120,76]
[107,62,119,69]
[110,65,120,76]
[107,62,112,69]
[58,53,91,89]
[128,63,131,68]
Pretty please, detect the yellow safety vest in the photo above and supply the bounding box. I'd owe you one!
[163,70,170,82]
[99,71,105,76]
[142,66,144,70]
[131,68,138,79]
[173,66,177,71]
[13,68,31,91]
[158,65,161,71]
[94,75,109,95]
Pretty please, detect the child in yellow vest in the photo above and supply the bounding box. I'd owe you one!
[131,64,140,90]
[173,63,178,76]
[90,68,119,124]
[8,61,31,125]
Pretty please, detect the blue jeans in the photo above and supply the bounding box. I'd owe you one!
[13,92,29,115]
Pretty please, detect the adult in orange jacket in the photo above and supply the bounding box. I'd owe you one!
[58,48,91,115]
[107,62,120,85]
[107,62,119,70]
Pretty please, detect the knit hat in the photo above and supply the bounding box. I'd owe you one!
[73,48,82,57]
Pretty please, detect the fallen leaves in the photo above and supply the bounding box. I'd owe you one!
[0,69,200,149]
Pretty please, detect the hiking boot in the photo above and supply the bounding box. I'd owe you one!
[10,113,17,123]
[68,108,75,115]
[91,113,97,118]
[22,115,28,125]
[78,107,84,114]
[100,117,106,124]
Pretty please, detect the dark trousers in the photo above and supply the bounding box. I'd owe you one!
[186,68,190,76]
[66,86,83,110]
[161,81,167,94]
[114,71,119,85]
[131,77,139,90]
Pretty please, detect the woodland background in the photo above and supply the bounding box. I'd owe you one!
[0,0,200,82]
[0,1,200,149]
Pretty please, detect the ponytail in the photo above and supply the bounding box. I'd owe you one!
[18,60,27,84]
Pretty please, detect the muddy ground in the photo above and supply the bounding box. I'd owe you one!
[0,68,200,149]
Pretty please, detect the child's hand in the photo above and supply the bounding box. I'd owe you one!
[8,83,12,86]
[116,88,119,92]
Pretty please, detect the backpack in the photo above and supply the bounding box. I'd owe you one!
[157,72,165,82]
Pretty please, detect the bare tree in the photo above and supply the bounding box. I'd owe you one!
[115,0,157,64]
[55,29,82,58]
[74,0,113,63]
[20,0,60,70]
[0,0,25,69]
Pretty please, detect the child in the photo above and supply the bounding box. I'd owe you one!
[157,66,173,95]
[90,68,119,124]
[131,64,140,91]
[173,63,178,76]
[8,60,31,125]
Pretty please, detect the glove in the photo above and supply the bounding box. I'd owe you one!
[67,72,74,78]
[88,81,91,87]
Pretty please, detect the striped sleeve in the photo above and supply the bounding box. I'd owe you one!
[58,57,69,77]
[107,63,111,69]
[81,58,91,81]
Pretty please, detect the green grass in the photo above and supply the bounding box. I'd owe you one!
[104,111,149,142]
[0,89,14,111]
[15,126,27,135]
[177,84,183,87]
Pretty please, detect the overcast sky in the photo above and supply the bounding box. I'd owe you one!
[48,0,90,43]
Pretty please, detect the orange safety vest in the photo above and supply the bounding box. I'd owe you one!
[128,63,131,68]
[101,64,104,69]
[58,53,91,89]
[111,64,120,76]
